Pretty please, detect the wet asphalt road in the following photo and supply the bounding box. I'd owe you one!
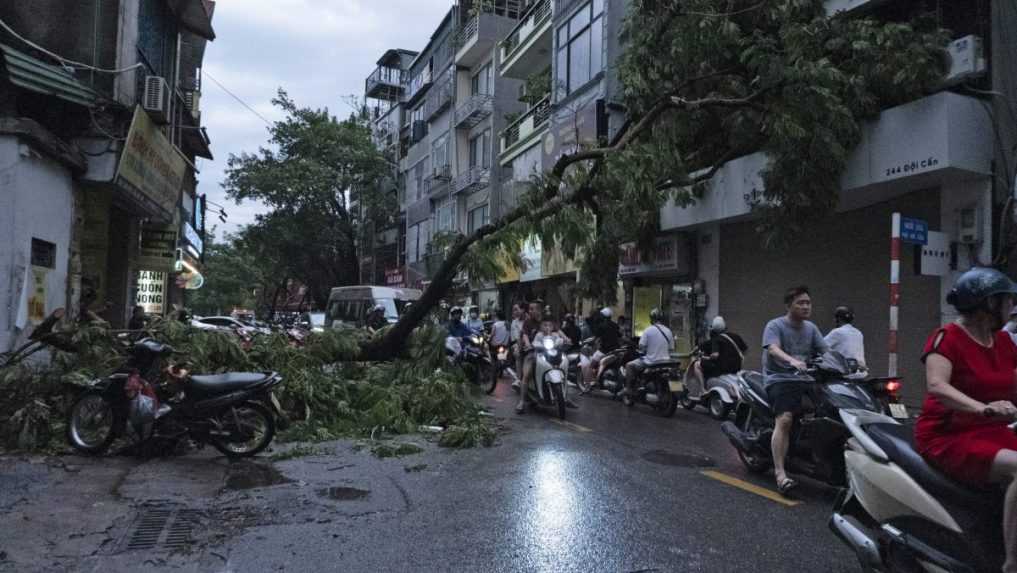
[0,380,859,573]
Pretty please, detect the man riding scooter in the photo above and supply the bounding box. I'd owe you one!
[620,308,674,403]
[582,307,622,387]
[690,316,747,388]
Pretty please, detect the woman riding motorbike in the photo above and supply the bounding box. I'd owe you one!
[915,267,1017,572]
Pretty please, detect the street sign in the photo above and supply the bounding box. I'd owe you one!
[919,231,951,276]
[900,217,928,245]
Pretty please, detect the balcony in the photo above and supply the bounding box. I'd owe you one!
[499,95,551,164]
[500,0,552,80]
[365,66,405,101]
[455,7,521,68]
[454,94,494,129]
[406,67,433,105]
[426,165,453,198]
[455,165,491,194]
[423,77,454,120]
[660,92,993,231]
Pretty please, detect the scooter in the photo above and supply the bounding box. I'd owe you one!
[830,409,1012,572]
[445,335,495,393]
[679,347,745,420]
[619,354,684,418]
[567,337,596,390]
[720,351,901,486]
[582,339,640,398]
[492,343,519,388]
[523,336,570,419]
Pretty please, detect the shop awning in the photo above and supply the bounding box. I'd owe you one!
[167,0,216,41]
[0,43,97,108]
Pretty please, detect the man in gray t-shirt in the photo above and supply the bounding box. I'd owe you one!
[762,285,828,496]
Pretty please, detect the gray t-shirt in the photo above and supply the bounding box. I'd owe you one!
[762,316,828,381]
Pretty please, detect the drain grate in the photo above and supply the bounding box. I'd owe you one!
[122,507,203,552]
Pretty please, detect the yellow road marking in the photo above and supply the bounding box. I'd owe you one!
[700,470,801,507]
[550,419,594,433]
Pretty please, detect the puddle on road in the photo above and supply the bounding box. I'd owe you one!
[317,486,370,501]
[641,450,715,468]
[224,461,292,490]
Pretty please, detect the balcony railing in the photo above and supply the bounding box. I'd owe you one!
[365,66,405,100]
[500,0,551,67]
[427,164,453,198]
[500,95,550,154]
[423,77,454,120]
[454,94,494,129]
[406,67,433,102]
[456,15,481,51]
[454,165,491,194]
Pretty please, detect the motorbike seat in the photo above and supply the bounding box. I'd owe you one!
[865,423,1001,512]
[742,371,768,400]
[645,360,681,371]
[189,372,271,393]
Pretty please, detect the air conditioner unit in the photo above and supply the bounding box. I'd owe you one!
[143,76,170,124]
[943,35,986,87]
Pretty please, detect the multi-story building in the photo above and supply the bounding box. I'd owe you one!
[0,0,215,351]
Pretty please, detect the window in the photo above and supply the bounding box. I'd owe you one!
[469,129,491,169]
[555,2,605,98]
[407,223,420,263]
[432,133,449,175]
[31,238,56,268]
[471,63,493,96]
[413,159,427,200]
[468,204,490,235]
[435,197,454,231]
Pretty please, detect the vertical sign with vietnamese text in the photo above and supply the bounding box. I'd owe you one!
[136,270,166,315]
[27,267,47,324]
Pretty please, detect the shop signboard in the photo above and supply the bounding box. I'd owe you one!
[385,267,404,287]
[138,224,177,272]
[136,270,166,315]
[27,267,48,324]
[116,106,187,221]
[618,235,692,277]
[919,231,951,277]
[182,221,203,258]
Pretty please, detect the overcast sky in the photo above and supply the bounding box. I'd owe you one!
[196,0,452,236]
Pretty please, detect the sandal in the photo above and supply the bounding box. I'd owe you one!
[776,477,798,496]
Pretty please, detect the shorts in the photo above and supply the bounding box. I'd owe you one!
[767,382,805,416]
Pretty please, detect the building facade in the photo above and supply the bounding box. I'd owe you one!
[0,0,214,352]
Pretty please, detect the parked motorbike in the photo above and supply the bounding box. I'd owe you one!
[720,351,902,486]
[523,336,570,419]
[830,409,1012,572]
[66,338,284,458]
[679,347,745,420]
[619,355,684,417]
[445,335,495,393]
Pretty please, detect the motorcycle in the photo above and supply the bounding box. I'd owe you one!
[830,408,1012,572]
[720,351,903,486]
[66,338,284,458]
[445,334,495,394]
[619,354,684,418]
[583,339,641,398]
[679,347,745,420]
[523,336,570,419]
[569,337,596,391]
[492,343,519,388]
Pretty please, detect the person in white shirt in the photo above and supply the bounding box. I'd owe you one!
[622,308,673,398]
[824,306,866,369]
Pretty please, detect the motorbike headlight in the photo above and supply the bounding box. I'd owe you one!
[543,338,555,350]
[497,347,508,360]
[471,336,483,345]
[547,370,564,383]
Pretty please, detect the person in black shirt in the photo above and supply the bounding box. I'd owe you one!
[591,307,622,382]
[128,306,147,330]
[561,313,581,349]
[695,316,748,382]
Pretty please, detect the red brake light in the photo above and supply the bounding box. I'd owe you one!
[885,380,902,393]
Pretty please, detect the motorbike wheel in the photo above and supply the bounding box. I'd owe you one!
[483,363,497,395]
[66,392,118,454]
[736,412,771,474]
[209,402,275,459]
[708,395,730,420]
[656,386,678,418]
[679,396,697,410]
[551,384,566,420]
[575,373,592,394]
[601,368,622,398]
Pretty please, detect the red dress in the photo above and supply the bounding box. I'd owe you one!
[914,323,1017,485]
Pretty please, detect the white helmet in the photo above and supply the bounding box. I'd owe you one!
[372,304,385,313]
[600,307,613,318]
[711,316,727,333]
[450,306,463,317]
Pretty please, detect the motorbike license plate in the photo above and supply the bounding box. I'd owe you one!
[669,381,685,393]
[888,403,908,419]
[269,392,283,416]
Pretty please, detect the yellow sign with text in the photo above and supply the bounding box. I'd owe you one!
[117,106,187,219]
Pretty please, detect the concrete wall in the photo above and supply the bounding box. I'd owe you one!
[718,189,943,407]
[0,135,75,352]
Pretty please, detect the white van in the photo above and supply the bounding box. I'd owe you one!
[325,286,422,329]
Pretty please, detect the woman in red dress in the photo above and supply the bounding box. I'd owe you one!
[916,267,1017,571]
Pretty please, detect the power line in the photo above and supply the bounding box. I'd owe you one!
[0,16,144,74]
[203,70,273,126]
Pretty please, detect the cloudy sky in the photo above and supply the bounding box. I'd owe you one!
[196,0,451,236]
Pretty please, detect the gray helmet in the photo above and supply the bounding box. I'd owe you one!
[649,308,663,323]
[946,267,1017,311]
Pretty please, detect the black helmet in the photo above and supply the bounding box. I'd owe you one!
[834,306,854,323]
[946,267,1017,311]
[649,308,663,323]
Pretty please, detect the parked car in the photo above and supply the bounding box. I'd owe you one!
[325,286,421,330]
[192,316,262,335]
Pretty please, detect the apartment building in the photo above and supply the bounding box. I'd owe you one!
[0,0,214,351]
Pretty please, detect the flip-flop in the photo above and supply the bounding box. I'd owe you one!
[777,477,798,496]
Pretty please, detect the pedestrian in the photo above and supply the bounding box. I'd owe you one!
[762,285,828,495]
[128,305,146,330]
[824,305,866,369]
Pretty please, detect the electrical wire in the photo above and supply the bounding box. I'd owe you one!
[0,16,144,74]
[202,70,273,126]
